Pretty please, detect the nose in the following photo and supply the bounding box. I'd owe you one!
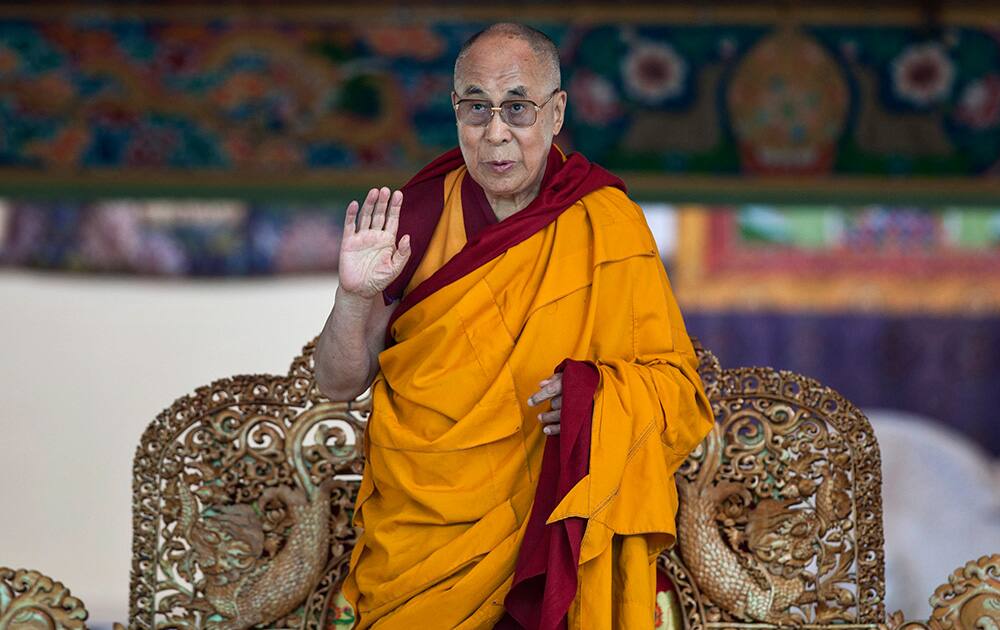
[484,110,512,145]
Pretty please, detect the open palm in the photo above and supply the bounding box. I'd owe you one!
[339,187,411,299]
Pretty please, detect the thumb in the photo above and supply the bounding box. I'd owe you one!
[391,234,412,273]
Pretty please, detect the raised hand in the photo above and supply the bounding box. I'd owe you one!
[338,186,411,299]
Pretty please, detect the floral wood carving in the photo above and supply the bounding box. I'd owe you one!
[666,341,887,628]
[0,568,87,630]
[128,337,368,630]
[884,554,1000,630]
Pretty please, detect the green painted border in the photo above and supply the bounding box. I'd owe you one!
[2,174,997,205]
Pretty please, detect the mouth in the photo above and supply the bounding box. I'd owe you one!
[485,160,516,174]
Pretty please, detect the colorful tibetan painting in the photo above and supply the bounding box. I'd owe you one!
[673,204,1000,313]
[0,10,997,189]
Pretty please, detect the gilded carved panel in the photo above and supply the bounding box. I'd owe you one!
[661,343,886,629]
[127,339,368,629]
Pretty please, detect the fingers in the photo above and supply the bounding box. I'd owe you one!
[371,186,391,230]
[358,188,379,231]
[385,190,403,236]
[354,187,402,234]
[527,373,563,406]
[538,409,559,423]
[538,409,560,436]
[529,373,563,435]
[344,200,359,236]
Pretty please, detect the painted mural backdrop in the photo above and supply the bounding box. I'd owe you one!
[0,15,999,179]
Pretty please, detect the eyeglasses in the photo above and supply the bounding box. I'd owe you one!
[453,89,560,128]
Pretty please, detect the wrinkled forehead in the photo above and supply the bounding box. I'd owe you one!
[454,38,550,100]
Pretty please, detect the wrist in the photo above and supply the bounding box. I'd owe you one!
[335,284,380,305]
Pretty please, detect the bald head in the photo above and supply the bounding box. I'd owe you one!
[454,23,561,93]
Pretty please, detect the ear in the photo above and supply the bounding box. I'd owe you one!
[451,91,461,126]
[551,90,567,136]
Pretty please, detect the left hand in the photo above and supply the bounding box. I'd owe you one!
[527,373,563,436]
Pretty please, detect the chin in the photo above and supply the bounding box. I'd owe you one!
[475,170,524,195]
[482,181,527,199]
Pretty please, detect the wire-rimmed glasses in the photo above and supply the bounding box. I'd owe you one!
[453,88,560,128]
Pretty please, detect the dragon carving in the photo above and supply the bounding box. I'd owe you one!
[172,408,339,630]
[676,420,852,624]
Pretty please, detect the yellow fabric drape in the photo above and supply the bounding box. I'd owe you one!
[341,168,714,629]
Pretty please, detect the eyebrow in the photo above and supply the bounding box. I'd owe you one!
[460,85,530,98]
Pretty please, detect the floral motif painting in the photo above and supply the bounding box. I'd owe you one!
[0,10,998,191]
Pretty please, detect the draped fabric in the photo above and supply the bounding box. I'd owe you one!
[342,146,714,629]
[499,358,599,630]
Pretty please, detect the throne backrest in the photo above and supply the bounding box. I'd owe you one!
[125,337,886,629]
[662,342,887,629]
[128,338,369,629]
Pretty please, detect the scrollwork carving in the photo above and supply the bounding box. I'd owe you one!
[884,554,1000,630]
[663,346,886,628]
[0,568,87,630]
[128,336,368,629]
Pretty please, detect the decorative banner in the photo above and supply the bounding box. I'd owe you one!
[0,9,999,195]
[672,204,1000,314]
[0,199,347,276]
[4,197,997,309]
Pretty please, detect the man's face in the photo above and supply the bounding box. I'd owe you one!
[453,36,566,204]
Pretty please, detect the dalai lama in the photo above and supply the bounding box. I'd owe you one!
[314,22,715,630]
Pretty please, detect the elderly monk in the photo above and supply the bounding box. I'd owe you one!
[314,22,714,630]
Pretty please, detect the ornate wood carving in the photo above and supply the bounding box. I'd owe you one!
[128,337,367,629]
[884,554,1000,630]
[664,341,887,628]
[0,568,88,630]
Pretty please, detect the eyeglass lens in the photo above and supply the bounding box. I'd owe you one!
[457,100,537,127]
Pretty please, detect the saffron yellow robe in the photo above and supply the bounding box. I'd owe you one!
[342,164,714,629]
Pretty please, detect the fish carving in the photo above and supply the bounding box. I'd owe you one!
[174,410,339,629]
[676,426,806,623]
[177,480,333,629]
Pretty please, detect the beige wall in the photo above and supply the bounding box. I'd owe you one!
[0,270,339,624]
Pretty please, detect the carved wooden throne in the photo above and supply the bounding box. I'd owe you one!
[1,338,997,630]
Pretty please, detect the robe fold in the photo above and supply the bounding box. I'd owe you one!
[341,145,715,629]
